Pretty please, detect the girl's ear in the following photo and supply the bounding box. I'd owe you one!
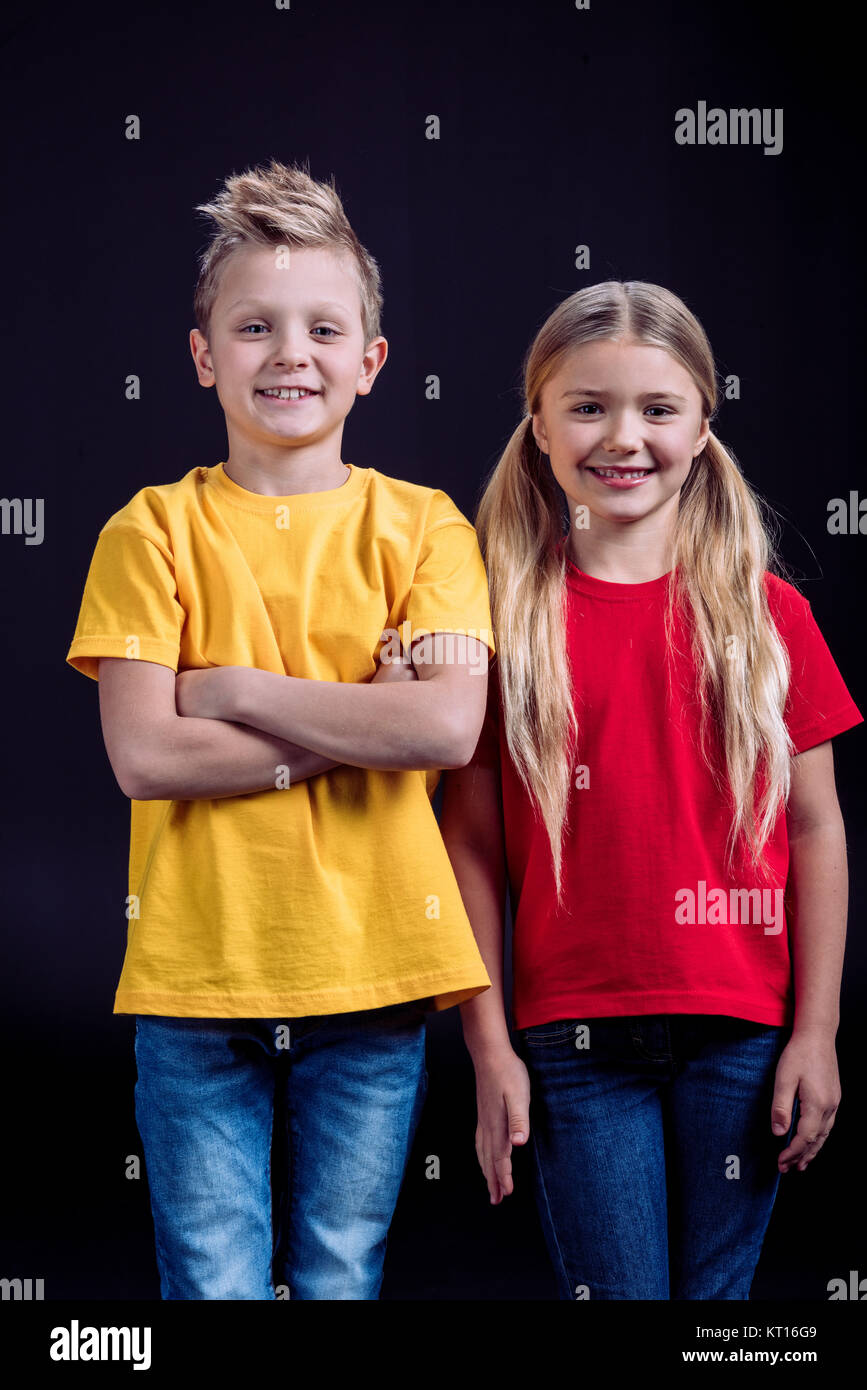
[694,415,711,457]
[531,413,550,456]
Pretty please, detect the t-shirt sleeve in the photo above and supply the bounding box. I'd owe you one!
[405,492,496,657]
[65,522,185,682]
[768,577,863,754]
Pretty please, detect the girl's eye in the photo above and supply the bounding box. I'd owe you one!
[570,403,673,416]
[311,326,338,337]
[240,324,268,334]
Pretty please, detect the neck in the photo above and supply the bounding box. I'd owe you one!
[224,455,349,497]
[565,508,676,583]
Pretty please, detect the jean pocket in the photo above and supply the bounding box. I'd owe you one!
[522,1018,583,1047]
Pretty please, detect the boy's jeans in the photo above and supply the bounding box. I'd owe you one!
[514,1014,796,1300]
[134,1002,427,1300]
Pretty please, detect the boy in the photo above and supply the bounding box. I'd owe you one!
[65,159,495,1300]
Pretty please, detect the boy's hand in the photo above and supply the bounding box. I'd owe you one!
[371,650,418,684]
[176,657,415,722]
[175,666,244,720]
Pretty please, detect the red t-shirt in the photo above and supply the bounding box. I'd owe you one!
[470,554,862,1028]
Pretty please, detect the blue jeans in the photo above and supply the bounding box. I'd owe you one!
[515,1014,796,1300]
[133,1003,428,1300]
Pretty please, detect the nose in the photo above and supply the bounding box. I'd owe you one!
[268,326,311,368]
[602,410,643,454]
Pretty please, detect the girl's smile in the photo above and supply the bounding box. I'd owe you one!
[585,464,657,487]
[531,337,710,576]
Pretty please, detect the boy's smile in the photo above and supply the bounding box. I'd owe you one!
[190,243,387,493]
[257,385,321,403]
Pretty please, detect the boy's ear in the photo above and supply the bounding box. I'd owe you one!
[355,336,388,397]
[189,328,216,387]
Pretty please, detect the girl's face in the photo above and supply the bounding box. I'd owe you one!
[532,337,710,531]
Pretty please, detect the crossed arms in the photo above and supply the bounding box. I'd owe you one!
[98,633,490,801]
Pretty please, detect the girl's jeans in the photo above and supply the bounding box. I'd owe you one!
[514,1013,796,1300]
[133,1002,427,1300]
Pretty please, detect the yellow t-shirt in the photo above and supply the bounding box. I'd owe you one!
[66,461,495,1017]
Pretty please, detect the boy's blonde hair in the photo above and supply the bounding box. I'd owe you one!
[192,157,383,344]
[475,281,793,903]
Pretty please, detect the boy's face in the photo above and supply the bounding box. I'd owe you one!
[190,243,386,464]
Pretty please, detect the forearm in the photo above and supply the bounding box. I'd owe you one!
[447,839,512,1059]
[135,714,339,801]
[786,814,849,1037]
[233,668,468,770]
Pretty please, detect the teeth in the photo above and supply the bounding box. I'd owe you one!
[260,387,315,399]
[593,468,650,479]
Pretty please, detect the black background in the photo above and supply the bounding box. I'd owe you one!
[0,0,863,1302]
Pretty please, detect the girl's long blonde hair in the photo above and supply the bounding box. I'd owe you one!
[475,281,793,903]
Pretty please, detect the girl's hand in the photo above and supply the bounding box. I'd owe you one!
[473,1046,531,1204]
[771,1031,841,1173]
[175,666,243,720]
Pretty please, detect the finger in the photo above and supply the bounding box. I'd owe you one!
[789,1117,836,1171]
[486,1155,509,1203]
[482,1131,518,1201]
[476,1135,506,1204]
[783,1128,822,1173]
[478,1152,499,1203]
[778,1103,829,1169]
[493,1151,515,1198]
[771,1081,798,1136]
[795,1136,826,1171]
[778,1131,812,1169]
[777,1106,814,1166]
[508,1100,530,1146]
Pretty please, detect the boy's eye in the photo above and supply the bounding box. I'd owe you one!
[238,324,339,336]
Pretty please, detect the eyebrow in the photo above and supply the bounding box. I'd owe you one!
[560,388,689,404]
[224,298,353,316]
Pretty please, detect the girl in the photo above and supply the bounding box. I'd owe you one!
[440,281,862,1300]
